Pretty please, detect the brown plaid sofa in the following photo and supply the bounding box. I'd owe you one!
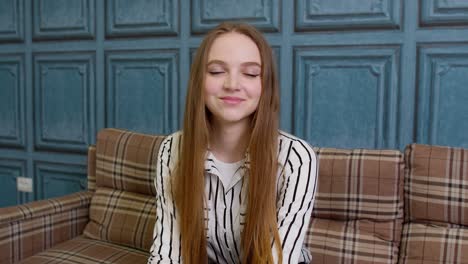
[0,129,164,263]
[399,144,468,264]
[1,128,467,264]
[305,148,405,264]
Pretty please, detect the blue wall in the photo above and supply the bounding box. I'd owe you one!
[1,0,468,206]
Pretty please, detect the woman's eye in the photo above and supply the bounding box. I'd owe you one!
[209,71,224,75]
[244,73,260,78]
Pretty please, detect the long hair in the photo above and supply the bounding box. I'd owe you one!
[173,22,282,263]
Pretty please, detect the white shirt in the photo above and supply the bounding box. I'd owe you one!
[211,155,244,190]
[148,130,318,264]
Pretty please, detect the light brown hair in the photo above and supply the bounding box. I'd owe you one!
[173,21,282,263]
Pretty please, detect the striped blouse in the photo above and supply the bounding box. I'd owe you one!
[148,130,318,264]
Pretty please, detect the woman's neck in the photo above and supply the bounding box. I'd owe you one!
[209,120,251,163]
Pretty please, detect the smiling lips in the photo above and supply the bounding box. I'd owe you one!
[220,96,244,105]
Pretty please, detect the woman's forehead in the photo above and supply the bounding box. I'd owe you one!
[207,32,261,64]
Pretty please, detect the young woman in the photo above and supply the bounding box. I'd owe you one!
[148,22,317,264]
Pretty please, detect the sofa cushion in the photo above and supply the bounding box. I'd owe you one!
[312,148,404,221]
[95,128,165,196]
[400,143,468,264]
[20,236,148,263]
[84,129,166,252]
[399,223,468,264]
[306,218,401,264]
[83,187,156,251]
[404,143,468,225]
[307,147,404,264]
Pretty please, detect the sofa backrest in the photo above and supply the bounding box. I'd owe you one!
[399,143,468,263]
[83,128,165,252]
[94,128,165,195]
[306,147,404,264]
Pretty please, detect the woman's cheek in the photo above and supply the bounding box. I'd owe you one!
[246,80,262,98]
[204,76,223,95]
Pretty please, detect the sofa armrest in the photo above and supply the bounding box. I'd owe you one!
[0,191,93,263]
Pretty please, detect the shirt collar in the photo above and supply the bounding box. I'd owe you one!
[204,150,250,174]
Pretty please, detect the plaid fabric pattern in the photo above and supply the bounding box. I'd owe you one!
[0,191,92,263]
[404,143,468,224]
[20,236,149,264]
[312,148,404,221]
[83,187,156,251]
[306,148,404,264]
[307,218,401,264]
[95,128,165,196]
[88,145,96,192]
[399,223,468,264]
[83,128,164,252]
[400,143,468,264]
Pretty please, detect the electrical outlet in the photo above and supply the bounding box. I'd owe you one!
[17,177,33,193]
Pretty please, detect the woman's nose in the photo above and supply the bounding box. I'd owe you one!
[223,73,240,90]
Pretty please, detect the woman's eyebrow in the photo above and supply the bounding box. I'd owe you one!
[241,62,261,67]
[206,60,226,66]
[206,60,261,67]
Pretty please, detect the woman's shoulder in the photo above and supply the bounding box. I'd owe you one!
[162,130,182,145]
[278,130,317,163]
[158,130,182,159]
[163,130,182,140]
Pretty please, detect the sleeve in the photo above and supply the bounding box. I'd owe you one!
[148,135,182,264]
[274,140,318,264]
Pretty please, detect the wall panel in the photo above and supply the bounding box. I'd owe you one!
[420,0,468,26]
[417,45,468,148]
[105,0,178,37]
[296,0,401,31]
[1,0,468,206]
[34,161,87,200]
[33,0,95,40]
[0,159,27,206]
[294,46,400,149]
[106,50,178,134]
[0,0,23,42]
[191,0,280,33]
[0,55,25,148]
[34,53,95,152]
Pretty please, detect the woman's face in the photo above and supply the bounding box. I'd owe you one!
[204,32,262,127]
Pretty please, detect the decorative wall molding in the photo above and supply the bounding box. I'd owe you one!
[34,161,86,200]
[294,46,400,149]
[420,0,468,27]
[0,0,24,42]
[0,55,25,148]
[296,0,401,31]
[0,159,27,206]
[34,53,95,153]
[106,50,178,134]
[191,0,280,33]
[106,0,178,37]
[33,0,95,39]
[3,0,468,206]
[417,45,468,148]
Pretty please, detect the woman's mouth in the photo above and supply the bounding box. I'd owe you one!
[220,96,244,105]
